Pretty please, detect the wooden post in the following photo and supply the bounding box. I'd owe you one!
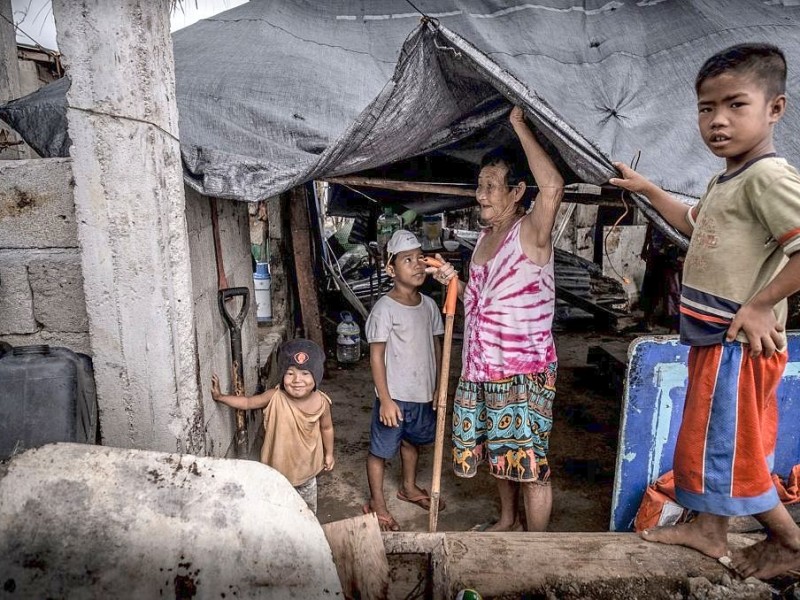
[322,513,389,600]
[289,185,325,350]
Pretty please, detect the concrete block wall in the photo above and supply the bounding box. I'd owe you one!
[184,187,260,458]
[0,158,90,353]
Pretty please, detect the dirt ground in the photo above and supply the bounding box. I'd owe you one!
[315,325,637,533]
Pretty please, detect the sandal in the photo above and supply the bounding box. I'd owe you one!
[362,503,401,532]
[396,488,446,511]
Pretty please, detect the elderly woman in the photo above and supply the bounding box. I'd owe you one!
[431,106,563,532]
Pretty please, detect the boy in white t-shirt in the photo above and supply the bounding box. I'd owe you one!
[362,230,445,531]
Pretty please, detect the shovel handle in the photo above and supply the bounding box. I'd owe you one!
[218,287,250,332]
[420,257,458,316]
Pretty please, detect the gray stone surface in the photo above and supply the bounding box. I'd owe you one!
[0,259,35,334]
[0,443,342,598]
[28,253,88,331]
[1,330,92,355]
[0,158,76,248]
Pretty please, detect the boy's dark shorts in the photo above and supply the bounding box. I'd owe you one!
[369,398,436,459]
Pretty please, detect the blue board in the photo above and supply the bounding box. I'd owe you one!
[610,332,800,532]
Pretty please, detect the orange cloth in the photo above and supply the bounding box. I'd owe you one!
[634,470,682,532]
[260,388,331,486]
[773,464,800,504]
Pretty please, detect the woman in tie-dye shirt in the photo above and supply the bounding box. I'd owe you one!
[430,107,564,532]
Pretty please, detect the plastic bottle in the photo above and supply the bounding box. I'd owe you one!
[336,311,361,364]
[253,261,272,323]
[376,206,402,259]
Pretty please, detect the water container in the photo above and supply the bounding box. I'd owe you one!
[253,261,272,323]
[0,344,98,459]
[376,206,403,260]
[336,311,361,364]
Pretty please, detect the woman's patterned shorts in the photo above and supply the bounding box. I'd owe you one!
[452,363,556,483]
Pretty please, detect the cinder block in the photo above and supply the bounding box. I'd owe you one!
[0,259,36,334]
[0,331,92,356]
[27,253,88,332]
[0,158,77,249]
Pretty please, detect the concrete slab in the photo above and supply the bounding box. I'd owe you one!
[0,443,342,598]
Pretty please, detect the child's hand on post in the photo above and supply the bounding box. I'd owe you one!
[379,399,403,428]
[432,388,440,411]
[211,373,222,401]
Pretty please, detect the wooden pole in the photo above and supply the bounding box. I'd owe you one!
[322,176,622,206]
[323,176,474,197]
[289,185,325,350]
[421,258,459,533]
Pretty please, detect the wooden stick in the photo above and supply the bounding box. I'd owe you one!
[429,313,454,533]
[421,257,459,533]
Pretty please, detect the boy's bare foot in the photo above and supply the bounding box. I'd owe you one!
[363,501,400,532]
[731,534,800,579]
[639,513,728,558]
[471,520,523,532]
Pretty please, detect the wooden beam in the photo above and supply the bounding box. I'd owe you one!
[323,176,474,197]
[289,185,325,350]
[322,176,623,206]
[322,514,389,600]
[381,532,760,600]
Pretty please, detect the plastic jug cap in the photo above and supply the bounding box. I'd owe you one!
[255,262,270,277]
[340,311,353,322]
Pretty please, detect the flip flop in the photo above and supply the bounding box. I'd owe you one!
[396,488,446,512]
[362,503,401,532]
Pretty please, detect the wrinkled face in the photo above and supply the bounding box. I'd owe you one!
[476,164,522,225]
[387,247,425,286]
[282,366,315,399]
[697,72,783,166]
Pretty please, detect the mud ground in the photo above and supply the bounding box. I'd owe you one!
[316,325,635,533]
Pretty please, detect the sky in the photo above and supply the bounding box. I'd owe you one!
[10,0,249,51]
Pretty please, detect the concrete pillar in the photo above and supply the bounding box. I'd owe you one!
[52,0,204,453]
[0,0,23,159]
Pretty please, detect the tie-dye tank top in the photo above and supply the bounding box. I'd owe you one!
[462,218,557,382]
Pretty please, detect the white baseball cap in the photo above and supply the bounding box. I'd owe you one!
[386,230,421,263]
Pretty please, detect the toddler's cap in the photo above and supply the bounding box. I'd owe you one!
[278,338,325,388]
[386,230,421,263]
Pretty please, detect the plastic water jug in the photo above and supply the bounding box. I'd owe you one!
[376,206,402,260]
[336,311,361,364]
[0,344,98,459]
[253,262,272,323]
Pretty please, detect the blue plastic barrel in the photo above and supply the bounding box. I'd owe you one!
[0,345,98,459]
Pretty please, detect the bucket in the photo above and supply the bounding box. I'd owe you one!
[0,344,98,458]
[253,262,272,323]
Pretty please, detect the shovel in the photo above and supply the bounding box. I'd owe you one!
[420,256,459,532]
[218,287,250,457]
